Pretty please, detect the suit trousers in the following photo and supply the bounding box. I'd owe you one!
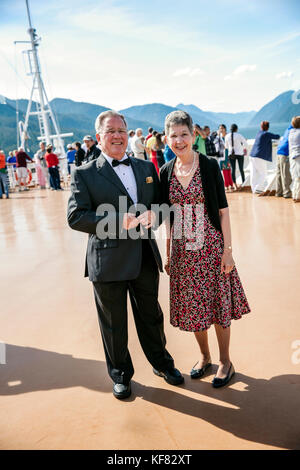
[93,240,174,385]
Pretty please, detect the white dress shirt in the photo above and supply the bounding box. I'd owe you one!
[101,152,138,205]
[225,132,248,156]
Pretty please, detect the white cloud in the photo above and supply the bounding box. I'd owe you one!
[224,64,257,80]
[173,67,204,78]
[276,71,294,80]
[189,68,204,77]
[234,64,257,74]
[173,68,191,77]
[64,5,203,53]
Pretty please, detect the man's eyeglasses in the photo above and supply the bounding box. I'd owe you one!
[101,129,127,135]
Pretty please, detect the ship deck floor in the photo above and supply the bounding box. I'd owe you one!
[0,188,300,450]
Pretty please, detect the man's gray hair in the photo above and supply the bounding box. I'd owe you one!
[165,110,193,135]
[95,110,127,134]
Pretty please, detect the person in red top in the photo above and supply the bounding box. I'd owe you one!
[45,145,62,190]
[145,127,153,142]
[16,147,33,191]
[0,150,9,199]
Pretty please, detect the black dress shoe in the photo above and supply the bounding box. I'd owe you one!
[153,367,184,385]
[113,382,131,399]
[190,360,212,379]
[212,363,235,388]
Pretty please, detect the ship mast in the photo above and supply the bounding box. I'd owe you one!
[15,0,73,156]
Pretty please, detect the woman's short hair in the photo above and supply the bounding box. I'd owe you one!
[74,141,81,148]
[261,121,269,131]
[291,116,300,129]
[165,110,193,135]
[95,110,127,134]
[230,124,238,133]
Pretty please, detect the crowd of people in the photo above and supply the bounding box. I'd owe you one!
[249,116,300,202]
[0,115,299,202]
[126,116,300,203]
[0,134,101,196]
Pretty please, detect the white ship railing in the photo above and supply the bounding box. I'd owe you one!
[237,139,278,190]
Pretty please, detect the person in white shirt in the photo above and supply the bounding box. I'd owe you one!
[288,116,300,202]
[126,130,135,156]
[131,128,145,160]
[225,124,247,190]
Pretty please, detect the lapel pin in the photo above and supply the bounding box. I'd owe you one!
[146,177,153,184]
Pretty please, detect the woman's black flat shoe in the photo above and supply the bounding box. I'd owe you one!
[212,363,235,388]
[190,361,212,379]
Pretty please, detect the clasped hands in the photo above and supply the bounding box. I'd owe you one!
[122,210,156,231]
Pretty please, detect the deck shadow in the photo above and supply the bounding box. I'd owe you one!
[0,343,111,395]
[1,344,299,449]
[133,371,300,450]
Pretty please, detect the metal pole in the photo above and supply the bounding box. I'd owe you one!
[25,0,52,145]
[25,0,33,29]
[22,75,36,148]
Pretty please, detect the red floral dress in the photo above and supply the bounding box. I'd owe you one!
[169,165,250,331]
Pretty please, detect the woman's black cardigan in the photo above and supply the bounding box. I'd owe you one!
[159,153,228,232]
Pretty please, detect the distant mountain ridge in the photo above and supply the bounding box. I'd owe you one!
[51,98,154,135]
[119,103,179,130]
[249,90,300,125]
[0,90,299,155]
[175,103,256,128]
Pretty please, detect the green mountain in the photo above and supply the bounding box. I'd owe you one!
[249,90,300,125]
[50,98,109,119]
[206,111,256,128]
[1,90,298,156]
[174,104,218,128]
[0,100,40,153]
[119,103,181,130]
[176,104,255,128]
[0,97,153,155]
[51,98,153,136]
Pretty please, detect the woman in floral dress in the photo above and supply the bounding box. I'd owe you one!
[160,111,250,388]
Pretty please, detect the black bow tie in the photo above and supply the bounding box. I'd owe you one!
[112,158,130,167]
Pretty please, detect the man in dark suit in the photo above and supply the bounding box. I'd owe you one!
[67,110,183,399]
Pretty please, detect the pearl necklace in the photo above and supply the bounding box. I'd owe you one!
[175,152,197,177]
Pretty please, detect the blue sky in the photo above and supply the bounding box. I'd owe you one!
[0,0,299,112]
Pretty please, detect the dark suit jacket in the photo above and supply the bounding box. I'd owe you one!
[67,154,163,282]
[159,152,228,232]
